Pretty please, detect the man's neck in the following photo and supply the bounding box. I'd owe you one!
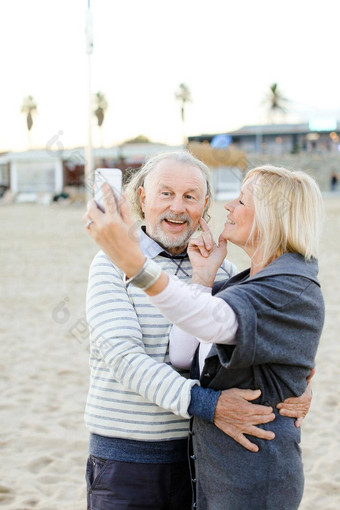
[163,245,188,256]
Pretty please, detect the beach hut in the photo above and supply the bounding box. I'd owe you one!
[0,150,63,202]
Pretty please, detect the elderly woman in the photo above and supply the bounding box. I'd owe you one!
[84,164,324,510]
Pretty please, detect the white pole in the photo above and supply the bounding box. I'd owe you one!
[55,159,63,193]
[11,162,18,193]
[84,2,94,200]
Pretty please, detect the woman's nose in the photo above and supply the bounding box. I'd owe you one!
[224,200,233,212]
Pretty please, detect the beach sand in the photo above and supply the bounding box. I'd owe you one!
[0,196,339,509]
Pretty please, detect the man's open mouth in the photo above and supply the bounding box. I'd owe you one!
[164,219,186,225]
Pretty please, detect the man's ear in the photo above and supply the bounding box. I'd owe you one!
[138,186,146,213]
[203,195,209,217]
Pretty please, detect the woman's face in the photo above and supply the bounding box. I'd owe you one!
[220,179,257,253]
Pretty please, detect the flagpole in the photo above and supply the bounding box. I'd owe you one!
[84,0,94,200]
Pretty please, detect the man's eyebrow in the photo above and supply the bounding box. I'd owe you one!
[157,183,173,190]
[158,183,202,194]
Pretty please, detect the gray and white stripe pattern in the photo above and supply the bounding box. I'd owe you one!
[85,249,237,441]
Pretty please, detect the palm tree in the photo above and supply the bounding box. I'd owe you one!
[175,83,192,144]
[264,83,289,123]
[124,134,151,144]
[21,95,37,131]
[94,91,108,147]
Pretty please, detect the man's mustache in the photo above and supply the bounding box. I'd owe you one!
[160,213,192,224]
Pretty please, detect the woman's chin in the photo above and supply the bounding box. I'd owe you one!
[222,234,234,244]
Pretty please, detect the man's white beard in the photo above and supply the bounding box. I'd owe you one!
[147,220,197,250]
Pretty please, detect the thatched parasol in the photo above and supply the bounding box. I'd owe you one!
[187,142,247,170]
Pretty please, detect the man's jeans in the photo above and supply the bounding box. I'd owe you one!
[86,455,192,510]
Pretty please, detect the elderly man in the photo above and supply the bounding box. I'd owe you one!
[84,152,310,510]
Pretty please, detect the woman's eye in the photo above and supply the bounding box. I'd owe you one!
[239,200,245,205]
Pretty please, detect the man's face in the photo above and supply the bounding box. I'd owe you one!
[139,159,209,255]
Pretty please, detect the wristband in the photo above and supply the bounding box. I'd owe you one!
[126,258,162,290]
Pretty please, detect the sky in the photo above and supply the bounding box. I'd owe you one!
[0,0,339,152]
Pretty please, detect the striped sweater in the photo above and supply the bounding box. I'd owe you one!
[85,230,237,448]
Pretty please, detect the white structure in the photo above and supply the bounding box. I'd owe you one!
[0,150,63,196]
[210,167,242,201]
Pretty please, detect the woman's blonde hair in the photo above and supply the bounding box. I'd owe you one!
[244,165,323,266]
[124,151,213,222]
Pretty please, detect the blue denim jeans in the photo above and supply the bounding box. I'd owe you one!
[86,455,192,510]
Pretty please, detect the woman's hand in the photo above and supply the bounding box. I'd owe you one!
[83,183,146,277]
[188,218,228,287]
[276,368,315,428]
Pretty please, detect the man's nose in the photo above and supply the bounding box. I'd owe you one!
[169,197,186,213]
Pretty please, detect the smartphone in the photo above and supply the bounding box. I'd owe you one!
[94,168,122,213]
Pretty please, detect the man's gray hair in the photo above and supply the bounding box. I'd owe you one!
[124,151,213,222]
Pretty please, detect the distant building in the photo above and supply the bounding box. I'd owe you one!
[0,142,245,203]
[189,121,340,155]
[0,150,63,199]
[0,144,182,199]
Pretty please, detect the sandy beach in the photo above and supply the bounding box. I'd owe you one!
[0,195,339,509]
